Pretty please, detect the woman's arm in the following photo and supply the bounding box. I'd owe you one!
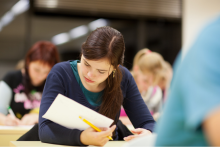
[0,81,12,115]
[0,113,6,125]
[203,107,220,146]
[121,69,155,141]
[39,70,85,146]
[122,69,155,132]
[0,81,20,125]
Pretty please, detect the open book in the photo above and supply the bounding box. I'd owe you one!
[42,94,114,130]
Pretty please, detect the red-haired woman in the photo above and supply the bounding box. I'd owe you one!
[0,41,59,126]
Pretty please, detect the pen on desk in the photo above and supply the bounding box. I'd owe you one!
[8,106,16,117]
[79,116,113,140]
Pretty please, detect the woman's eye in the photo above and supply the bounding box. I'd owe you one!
[99,71,105,74]
[144,80,149,83]
[35,68,40,72]
[84,63,89,66]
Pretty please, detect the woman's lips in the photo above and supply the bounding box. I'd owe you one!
[84,76,94,83]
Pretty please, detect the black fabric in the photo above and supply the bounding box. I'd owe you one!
[17,121,132,141]
[3,70,30,117]
[117,120,133,140]
[2,70,43,118]
[17,124,40,141]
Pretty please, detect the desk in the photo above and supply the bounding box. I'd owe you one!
[10,141,126,147]
[0,125,33,146]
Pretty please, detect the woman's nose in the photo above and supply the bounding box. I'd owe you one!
[87,71,94,78]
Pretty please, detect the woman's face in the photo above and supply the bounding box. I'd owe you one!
[135,70,153,93]
[80,55,114,88]
[28,60,52,86]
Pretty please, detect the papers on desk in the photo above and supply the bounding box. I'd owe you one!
[122,133,157,147]
[0,125,33,130]
[43,93,114,130]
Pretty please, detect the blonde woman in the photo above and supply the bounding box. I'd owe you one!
[157,61,173,102]
[120,49,165,123]
[133,49,166,117]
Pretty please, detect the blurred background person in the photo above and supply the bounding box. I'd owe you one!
[15,59,25,70]
[155,15,220,146]
[120,49,167,124]
[132,49,166,120]
[0,41,60,126]
[157,61,173,102]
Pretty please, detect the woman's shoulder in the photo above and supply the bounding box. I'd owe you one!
[119,65,136,90]
[50,61,73,73]
[49,61,77,81]
[53,61,70,68]
[119,65,133,81]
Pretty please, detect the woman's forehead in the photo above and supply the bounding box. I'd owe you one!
[82,55,113,70]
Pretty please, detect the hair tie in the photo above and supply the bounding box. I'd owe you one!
[146,50,151,55]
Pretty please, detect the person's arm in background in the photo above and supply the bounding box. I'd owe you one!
[182,17,220,146]
[203,107,220,146]
[0,81,20,125]
[20,108,39,125]
[121,67,155,141]
[149,86,163,121]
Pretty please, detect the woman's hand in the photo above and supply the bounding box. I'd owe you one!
[80,125,116,146]
[124,128,152,141]
[4,114,21,126]
[20,113,38,125]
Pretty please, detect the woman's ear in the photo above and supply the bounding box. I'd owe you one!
[133,65,139,73]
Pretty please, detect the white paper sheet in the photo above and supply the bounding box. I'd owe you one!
[0,125,33,130]
[43,93,114,130]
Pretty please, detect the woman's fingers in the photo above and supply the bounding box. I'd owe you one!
[99,127,108,131]
[20,114,38,125]
[98,125,116,139]
[130,128,144,134]
[124,129,152,141]
[20,115,28,125]
[5,114,21,126]
[80,125,116,146]
[124,135,137,141]
[100,138,110,146]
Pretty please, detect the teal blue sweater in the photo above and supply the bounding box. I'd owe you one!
[70,60,102,107]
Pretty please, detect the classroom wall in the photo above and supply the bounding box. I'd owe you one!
[0,62,17,79]
[182,0,220,58]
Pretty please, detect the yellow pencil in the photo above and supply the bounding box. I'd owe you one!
[79,116,113,140]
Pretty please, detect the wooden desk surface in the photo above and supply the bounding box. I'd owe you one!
[0,129,28,135]
[10,141,126,147]
[0,125,33,146]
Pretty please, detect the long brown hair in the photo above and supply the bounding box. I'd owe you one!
[81,26,125,125]
[23,41,60,99]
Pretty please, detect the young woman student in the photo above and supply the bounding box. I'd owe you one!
[39,26,155,146]
[131,49,166,119]
[120,49,165,124]
[0,41,59,126]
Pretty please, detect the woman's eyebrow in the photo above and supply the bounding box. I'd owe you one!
[83,58,108,71]
[83,58,90,65]
[97,69,107,72]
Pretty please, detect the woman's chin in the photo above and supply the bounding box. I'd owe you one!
[32,81,43,87]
